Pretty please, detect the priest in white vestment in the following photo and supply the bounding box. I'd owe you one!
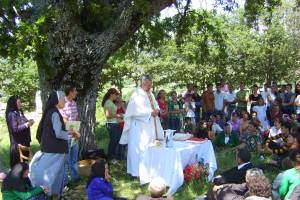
[120,75,164,177]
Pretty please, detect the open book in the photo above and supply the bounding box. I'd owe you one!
[66,121,81,132]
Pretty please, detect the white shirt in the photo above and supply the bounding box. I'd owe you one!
[295,95,300,114]
[253,105,269,130]
[238,162,251,170]
[260,89,269,104]
[214,91,225,111]
[183,102,196,118]
[267,92,276,107]
[225,136,230,144]
[225,92,236,103]
[212,123,223,134]
[269,126,283,145]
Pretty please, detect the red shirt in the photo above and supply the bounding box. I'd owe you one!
[157,99,168,120]
[117,107,125,130]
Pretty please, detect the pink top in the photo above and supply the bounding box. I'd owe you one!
[60,97,78,121]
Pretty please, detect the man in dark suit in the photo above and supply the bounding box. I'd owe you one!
[214,148,253,185]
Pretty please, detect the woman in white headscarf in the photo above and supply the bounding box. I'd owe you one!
[29,91,80,198]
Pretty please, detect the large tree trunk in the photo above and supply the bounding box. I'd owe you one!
[34,0,175,156]
[77,89,98,153]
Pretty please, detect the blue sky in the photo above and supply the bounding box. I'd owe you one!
[160,0,245,18]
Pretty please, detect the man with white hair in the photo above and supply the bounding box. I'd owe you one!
[213,168,271,200]
[120,75,164,177]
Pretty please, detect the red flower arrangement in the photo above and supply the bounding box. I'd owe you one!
[183,159,210,194]
[183,161,209,181]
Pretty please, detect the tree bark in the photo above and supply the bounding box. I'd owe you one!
[77,89,98,153]
[33,0,175,156]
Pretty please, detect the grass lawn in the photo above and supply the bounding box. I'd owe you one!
[0,109,280,200]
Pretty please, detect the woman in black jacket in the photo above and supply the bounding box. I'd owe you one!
[5,96,34,168]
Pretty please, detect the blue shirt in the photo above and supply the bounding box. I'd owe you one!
[87,178,113,200]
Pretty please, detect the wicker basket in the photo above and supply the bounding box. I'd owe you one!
[77,159,96,177]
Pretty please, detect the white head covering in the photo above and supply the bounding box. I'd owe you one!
[56,90,65,101]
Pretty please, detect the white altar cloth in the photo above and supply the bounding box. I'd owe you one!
[139,140,217,195]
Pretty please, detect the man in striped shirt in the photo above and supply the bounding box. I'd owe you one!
[60,86,80,184]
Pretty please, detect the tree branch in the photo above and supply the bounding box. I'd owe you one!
[91,0,175,65]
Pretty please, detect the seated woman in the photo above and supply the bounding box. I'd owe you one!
[136,178,173,200]
[193,120,209,139]
[240,120,260,143]
[250,111,262,129]
[229,113,241,134]
[239,112,250,134]
[213,123,239,148]
[86,159,113,200]
[183,117,195,134]
[279,149,300,200]
[1,162,48,200]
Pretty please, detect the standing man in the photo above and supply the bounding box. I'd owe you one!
[192,86,202,124]
[60,86,80,184]
[249,84,262,113]
[224,84,237,120]
[214,83,225,118]
[184,83,194,99]
[236,83,248,113]
[120,75,164,177]
[282,84,295,115]
[202,83,215,120]
[260,83,269,105]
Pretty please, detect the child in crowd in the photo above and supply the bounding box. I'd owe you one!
[210,115,223,136]
[250,111,261,127]
[240,112,250,134]
[168,91,183,132]
[239,120,260,144]
[213,123,239,148]
[194,120,209,139]
[216,114,225,129]
[1,163,48,200]
[136,178,173,200]
[291,113,299,127]
[87,159,126,200]
[184,117,195,134]
[269,99,283,126]
[178,94,185,107]
[229,112,241,134]
[183,94,196,125]
[253,97,269,131]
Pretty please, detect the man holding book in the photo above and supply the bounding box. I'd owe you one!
[60,85,81,184]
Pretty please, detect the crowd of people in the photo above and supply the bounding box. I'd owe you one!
[1,79,300,200]
[150,81,300,200]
